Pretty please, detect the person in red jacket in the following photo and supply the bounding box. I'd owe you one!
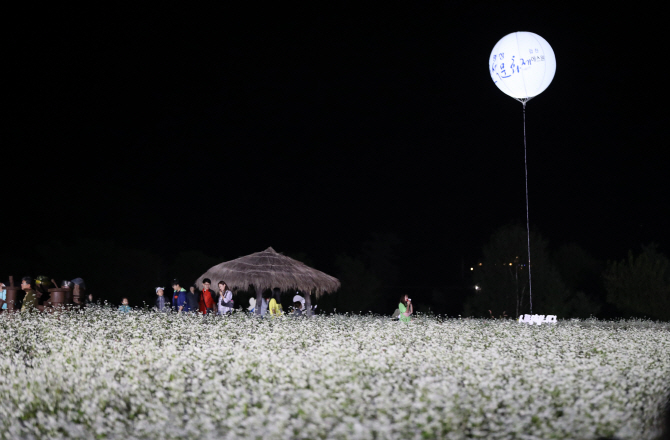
[199,278,216,314]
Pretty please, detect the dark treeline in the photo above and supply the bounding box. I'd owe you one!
[464,224,670,321]
[2,226,668,320]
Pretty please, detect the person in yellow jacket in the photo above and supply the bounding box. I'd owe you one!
[268,292,282,316]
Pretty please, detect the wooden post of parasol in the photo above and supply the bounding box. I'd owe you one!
[304,289,312,317]
[254,285,263,316]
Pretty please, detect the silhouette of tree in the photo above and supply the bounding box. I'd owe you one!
[321,233,400,314]
[604,244,670,321]
[464,224,572,318]
[553,243,605,318]
[331,254,382,314]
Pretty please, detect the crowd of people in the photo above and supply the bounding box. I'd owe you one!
[144,278,310,317]
[1,277,413,321]
[148,278,229,315]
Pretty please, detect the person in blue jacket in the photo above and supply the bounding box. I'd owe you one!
[0,282,7,310]
[118,297,131,313]
[171,279,188,312]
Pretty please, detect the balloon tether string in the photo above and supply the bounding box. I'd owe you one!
[523,100,533,315]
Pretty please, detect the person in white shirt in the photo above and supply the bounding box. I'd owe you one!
[216,281,234,315]
[292,293,305,311]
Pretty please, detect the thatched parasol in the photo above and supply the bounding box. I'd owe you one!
[194,247,340,315]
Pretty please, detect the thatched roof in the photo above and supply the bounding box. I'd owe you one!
[194,247,340,297]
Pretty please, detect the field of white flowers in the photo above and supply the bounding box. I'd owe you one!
[1,309,669,440]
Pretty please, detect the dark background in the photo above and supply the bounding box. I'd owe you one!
[4,3,668,312]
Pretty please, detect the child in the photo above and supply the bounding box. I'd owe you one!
[292,301,303,316]
[118,297,131,313]
[155,288,167,311]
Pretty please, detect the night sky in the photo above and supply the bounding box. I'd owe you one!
[6,3,668,288]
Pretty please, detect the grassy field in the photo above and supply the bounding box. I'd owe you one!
[1,309,669,439]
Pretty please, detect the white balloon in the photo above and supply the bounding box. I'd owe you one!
[489,32,556,101]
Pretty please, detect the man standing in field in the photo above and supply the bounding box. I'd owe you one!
[199,278,216,314]
[20,277,39,312]
[186,285,200,313]
[171,279,188,312]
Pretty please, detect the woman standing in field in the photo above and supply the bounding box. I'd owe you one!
[217,281,234,315]
[398,294,412,322]
[269,290,282,316]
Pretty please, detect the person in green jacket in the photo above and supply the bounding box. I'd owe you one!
[398,294,413,323]
[20,277,39,312]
